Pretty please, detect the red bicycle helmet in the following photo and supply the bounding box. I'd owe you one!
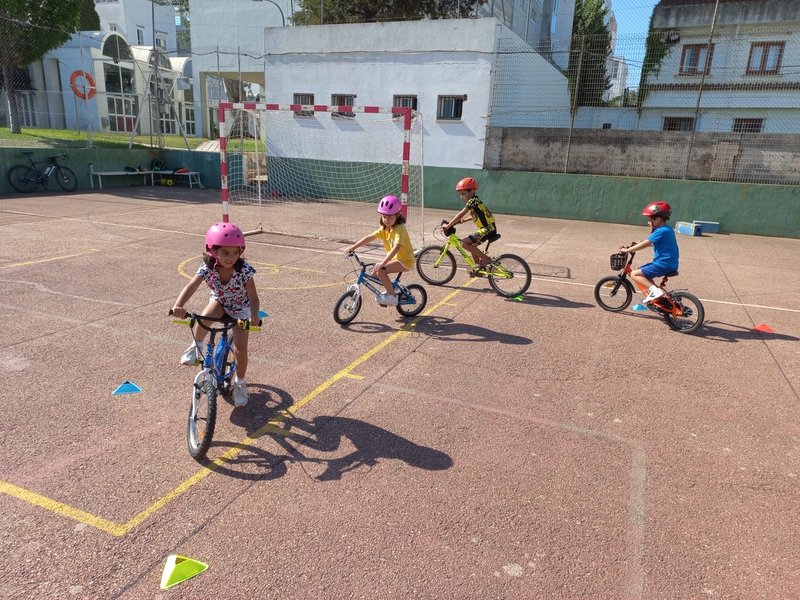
[456,177,478,192]
[642,202,672,219]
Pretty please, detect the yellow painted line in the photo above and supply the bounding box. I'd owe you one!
[177,256,346,290]
[1,278,476,536]
[2,249,101,269]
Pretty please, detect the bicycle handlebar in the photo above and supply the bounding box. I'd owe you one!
[168,309,262,331]
[345,252,375,269]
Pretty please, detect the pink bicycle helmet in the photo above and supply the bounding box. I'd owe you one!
[205,222,245,257]
[377,195,402,215]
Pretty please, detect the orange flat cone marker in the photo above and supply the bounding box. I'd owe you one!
[160,555,208,589]
[754,324,774,333]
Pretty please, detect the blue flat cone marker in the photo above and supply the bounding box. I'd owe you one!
[112,381,141,395]
[160,555,208,589]
[632,304,648,311]
[258,310,269,318]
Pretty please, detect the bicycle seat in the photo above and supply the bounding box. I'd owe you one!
[663,270,679,278]
[487,232,501,243]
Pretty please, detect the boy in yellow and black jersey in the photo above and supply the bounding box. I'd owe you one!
[442,177,497,272]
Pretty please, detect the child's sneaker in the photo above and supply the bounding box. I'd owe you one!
[233,378,249,407]
[180,344,199,366]
[643,287,665,304]
[379,293,398,306]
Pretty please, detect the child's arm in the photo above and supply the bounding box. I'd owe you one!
[245,278,260,325]
[443,207,470,230]
[171,275,204,317]
[621,239,652,253]
[376,242,402,270]
[345,234,377,254]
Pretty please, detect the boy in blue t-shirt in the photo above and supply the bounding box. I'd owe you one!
[620,201,679,304]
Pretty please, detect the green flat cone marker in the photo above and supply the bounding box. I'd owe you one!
[160,555,208,589]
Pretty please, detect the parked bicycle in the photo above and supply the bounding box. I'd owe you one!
[415,223,531,297]
[594,249,705,334]
[170,310,262,459]
[6,151,78,193]
[334,252,427,324]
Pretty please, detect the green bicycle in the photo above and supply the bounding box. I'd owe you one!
[415,223,531,297]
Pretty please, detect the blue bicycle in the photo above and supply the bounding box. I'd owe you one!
[170,311,261,459]
[334,252,427,324]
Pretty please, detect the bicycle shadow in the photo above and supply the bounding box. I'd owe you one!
[694,321,799,343]
[484,291,594,310]
[412,315,532,344]
[202,412,453,482]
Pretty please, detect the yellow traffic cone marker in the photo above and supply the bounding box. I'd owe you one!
[160,554,208,589]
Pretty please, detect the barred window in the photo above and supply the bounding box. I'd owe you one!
[679,44,713,75]
[663,117,695,132]
[437,95,465,121]
[331,94,355,119]
[746,42,784,75]
[393,95,417,111]
[293,93,314,118]
[733,118,763,134]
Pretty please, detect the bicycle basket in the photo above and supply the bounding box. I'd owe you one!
[610,253,627,271]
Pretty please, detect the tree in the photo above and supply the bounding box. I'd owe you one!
[80,0,101,31]
[293,0,485,26]
[0,0,85,133]
[566,0,612,110]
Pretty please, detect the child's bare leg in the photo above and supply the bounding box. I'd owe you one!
[373,261,406,296]
[462,237,489,265]
[232,327,250,378]
[631,269,655,291]
[192,301,224,344]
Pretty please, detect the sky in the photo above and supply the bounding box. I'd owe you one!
[609,0,661,88]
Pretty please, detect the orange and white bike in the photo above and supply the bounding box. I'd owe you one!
[594,248,704,334]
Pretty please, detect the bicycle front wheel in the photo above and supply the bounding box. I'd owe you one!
[488,254,532,297]
[7,165,40,193]
[663,291,705,334]
[416,246,456,285]
[55,166,78,191]
[188,379,217,460]
[594,276,634,312]
[396,283,427,317]
[334,289,362,324]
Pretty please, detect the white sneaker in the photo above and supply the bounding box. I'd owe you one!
[376,293,398,306]
[180,344,199,366]
[233,378,249,407]
[643,288,665,304]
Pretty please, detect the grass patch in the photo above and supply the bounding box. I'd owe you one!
[0,127,212,150]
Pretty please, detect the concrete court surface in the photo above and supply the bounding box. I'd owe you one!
[0,187,798,600]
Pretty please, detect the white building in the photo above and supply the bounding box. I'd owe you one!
[94,0,177,53]
[640,0,800,133]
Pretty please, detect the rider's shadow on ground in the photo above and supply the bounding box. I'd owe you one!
[696,321,799,343]
[412,315,532,344]
[499,291,594,310]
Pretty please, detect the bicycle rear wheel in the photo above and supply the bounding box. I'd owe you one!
[7,165,40,193]
[488,254,531,297]
[334,289,362,324]
[594,276,633,312]
[55,166,78,191]
[416,246,457,285]
[663,291,705,334]
[396,283,427,317]
[187,379,217,460]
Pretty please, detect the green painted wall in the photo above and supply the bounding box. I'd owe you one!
[2,147,798,238]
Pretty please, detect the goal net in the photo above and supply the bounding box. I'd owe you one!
[219,102,425,247]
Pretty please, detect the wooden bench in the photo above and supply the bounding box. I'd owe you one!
[156,170,202,188]
[88,170,155,189]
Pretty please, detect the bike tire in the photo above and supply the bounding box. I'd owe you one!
[7,165,40,193]
[594,276,634,312]
[55,166,78,192]
[663,291,705,334]
[416,246,457,285]
[218,333,236,398]
[187,379,217,460]
[395,283,427,317]
[334,289,362,324]
[487,254,532,297]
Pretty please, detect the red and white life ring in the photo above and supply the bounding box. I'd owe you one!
[70,70,96,100]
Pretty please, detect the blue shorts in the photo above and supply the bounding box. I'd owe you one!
[640,262,677,279]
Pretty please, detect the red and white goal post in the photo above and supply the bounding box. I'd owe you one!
[218,102,425,246]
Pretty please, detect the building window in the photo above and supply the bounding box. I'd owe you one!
[602,123,612,129]
[331,94,355,118]
[137,28,145,45]
[393,95,417,111]
[107,96,136,132]
[185,106,196,136]
[733,118,763,134]
[663,117,695,132]
[108,22,118,31]
[746,42,784,75]
[293,93,314,118]
[679,44,713,75]
[437,95,465,121]
[155,32,167,49]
